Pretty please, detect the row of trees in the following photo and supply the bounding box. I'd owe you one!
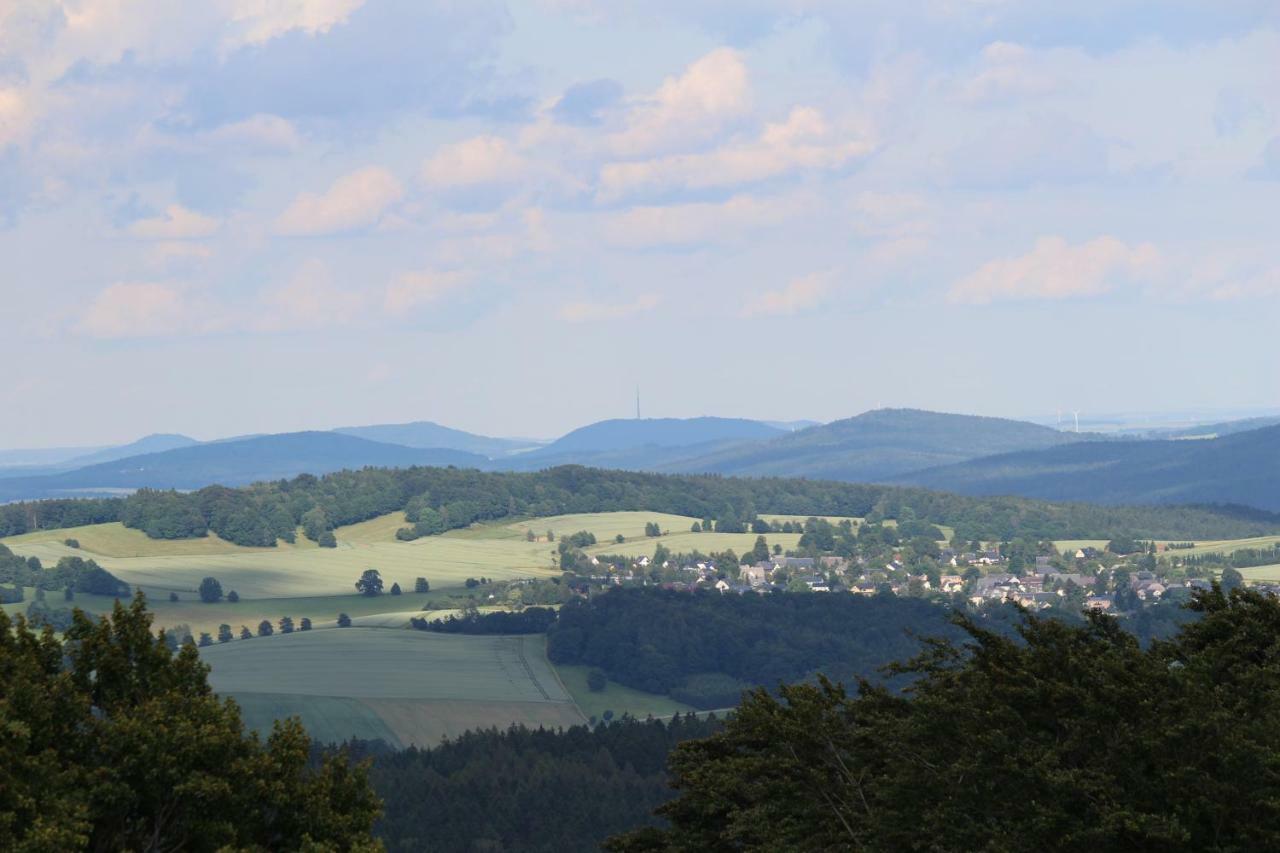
[3,465,1274,546]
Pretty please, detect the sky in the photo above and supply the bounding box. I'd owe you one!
[3,0,1279,447]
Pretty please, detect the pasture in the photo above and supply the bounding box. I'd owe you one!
[555,664,695,721]
[586,530,803,559]
[201,628,585,746]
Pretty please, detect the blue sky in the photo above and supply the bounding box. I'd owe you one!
[3,0,1278,446]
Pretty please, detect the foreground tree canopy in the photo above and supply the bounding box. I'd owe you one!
[0,594,380,852]
[610,586,1280,852]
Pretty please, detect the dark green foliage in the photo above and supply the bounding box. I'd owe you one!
[197,632,212,647]
[217,624,233,643]
[226,590,239,603]
[0,594,380,850]
[611,587,1280,852]
[354,715,721,853]
[588,669,607,692]
[547,589,956,707]
[355,569,383,597]
[63,538,79,548]
[337,613,352,627]
[318,530,338,548]
[389,582,401,596]
[3,465,1271,550]
[239,625,252,640]
[565,530,598,548]
[0,548,128,597]
[414,577,429,593]
[279,616,294,634]
[410,607,557,635]
[299,617,312,631]
[644,522,661,537]
[257,619,274,637]
[198,576,223,603]
[168,592,179,602]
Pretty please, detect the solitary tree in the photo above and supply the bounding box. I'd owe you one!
[587,669,608,692]
[198,576,224,603]
[217,623,233,643]
[337,612,352,627]
[278,616,294,634]
[299,617,312,631]
[168,592,179,602]
[415,577,430,593]
[257,619,274,637]
[197,632,213,647]
[64,586,74,602]
[355,569,384,597]
[226,590,240,603]
[390,582,402,596]
[238,625,252,640]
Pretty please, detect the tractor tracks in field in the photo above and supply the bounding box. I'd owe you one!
[511,636,552,701]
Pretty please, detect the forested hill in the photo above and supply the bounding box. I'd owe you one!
[896,423,1280,512]
[499,417,785,471]
[1,464,1275,548]
[664,408,1095,482]
[0,432,486,502]
[334,421,530,457]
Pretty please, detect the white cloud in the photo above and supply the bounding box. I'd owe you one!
[559,293,661,323]
[205,114,302,152]
[599,107,872,199]
[421,136,527,188]
[609,47,750,156]
[273,166,403,236]
[127,204,221,240]
[741,271,831,318]
[227,0,367,48]
[0,87,31,148]
[949,236,1162,304]
[384,269,471,313]
[254,259,366,331]
[603,193,801,248]
[76,282,196,339]
[958,41,1062,104]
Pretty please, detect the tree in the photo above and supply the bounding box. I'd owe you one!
[690,522,701,533]
[217,624,233,644]
[257,619,274,637]
[645,522,661,537]
[609,586,1280,852]
[198,576,223,603]
[278,616,294,634]
[526,529,537,542]
[197,632,212,647]
[63,586,74,602]
[749,535,770,564]
[227,590,240,603]
[0,593,379,850]
[415,577,430,593]
[168,591,179,602]
[355,569,384,597]
[337,612,352,627]
[616,533,627,543]
[1222,566,1244,591]
[299,617,312,631]
[587,669,608,692]
[239,626,252,640]
[390,582,402,596]
[317,530,337,548]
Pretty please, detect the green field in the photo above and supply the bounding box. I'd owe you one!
[1238,564,1280,583]
[555,664,695,721]
[1155,536,1280,559]
[201,628,586,746]
[586,530,803,559]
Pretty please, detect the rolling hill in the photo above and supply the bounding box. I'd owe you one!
[0,432,485,501]
[498,417,785,471]
[333,421,533,457]
[665,409,1091,482]
[896,423,1280,511]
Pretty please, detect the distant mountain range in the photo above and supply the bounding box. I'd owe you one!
[2,409,1277,513]
[660,409,1092,482]
[0,433,484,501]
[334,421,532,457]
[895,423,1280,512]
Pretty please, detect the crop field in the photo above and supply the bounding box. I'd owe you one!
[1238,564,1280,583]
[201,628,585,746]
[586,531,803,559]
[498,512,706,542]
[1,522,309,559]
[1154,536,1280,559]
[2,524,558,599]
[555,664,695,721]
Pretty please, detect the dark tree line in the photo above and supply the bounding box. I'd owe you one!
[0,546,129,601]
[0,593,380,850]
[1,465,1275,548]
[340,714,722,853]
[608,586,1280,852]
[410,606,558,635]
[547,589,959,708]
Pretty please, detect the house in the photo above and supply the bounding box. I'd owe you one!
[1085,595,1114,611]
[773,556,816,570]
[740,563,769,587]
[801,575,831,592]
[939,575,965,593]
[714,579,731,593]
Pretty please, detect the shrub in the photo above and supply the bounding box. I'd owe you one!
[587,669,608,692]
